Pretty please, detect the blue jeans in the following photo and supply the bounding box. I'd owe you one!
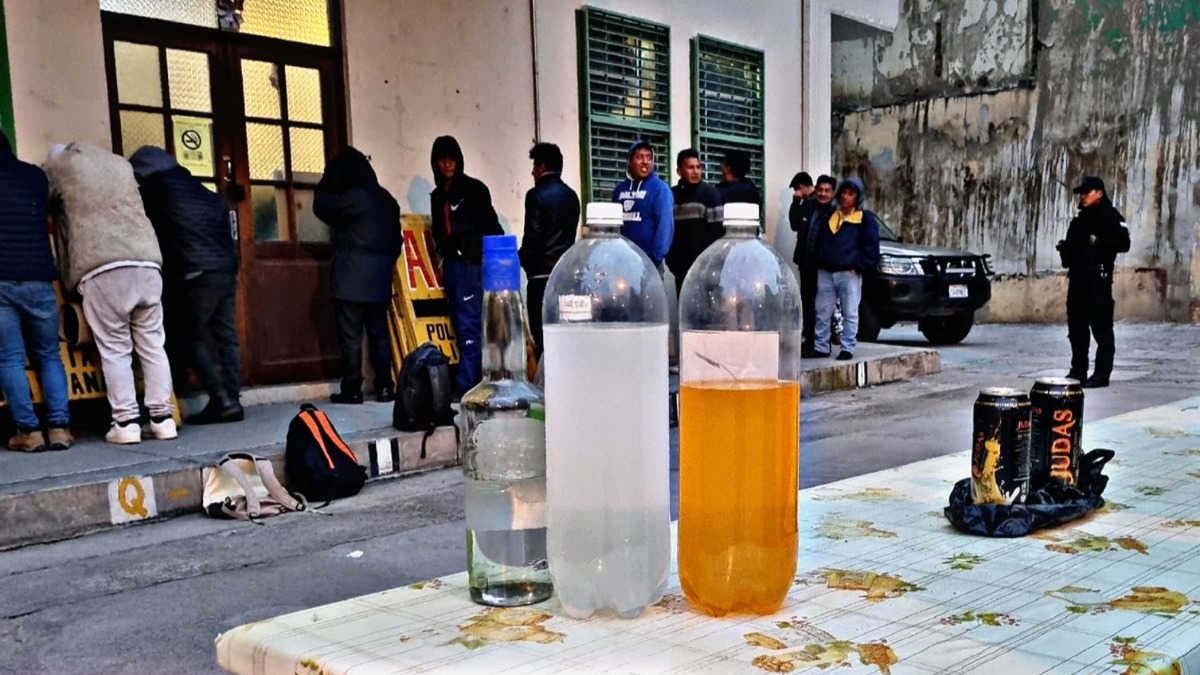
[814,269,862,354]
[0,281,70,431]
[442,258,482,396]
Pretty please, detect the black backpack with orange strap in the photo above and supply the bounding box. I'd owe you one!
[284,403,366,503]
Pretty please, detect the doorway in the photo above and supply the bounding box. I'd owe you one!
[102,12,346,385]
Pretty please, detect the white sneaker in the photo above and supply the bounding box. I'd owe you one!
[147,417,178,440]
[106,421,142,445]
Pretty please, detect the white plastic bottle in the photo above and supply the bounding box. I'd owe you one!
[541,202,670,618]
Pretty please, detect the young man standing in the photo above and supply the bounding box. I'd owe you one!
[519,142,580,357]
[612,140,673,271]
[429,136,504,397]
[810,177,881,361]
[715,149,761,207]
[666,148,724,297]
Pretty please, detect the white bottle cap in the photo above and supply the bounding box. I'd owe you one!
[724,202,760,223]
[586,202,625,226]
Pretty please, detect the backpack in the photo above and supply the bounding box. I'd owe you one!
[203,452,307,521]
[392,342,455,433]
[284,404,366,503]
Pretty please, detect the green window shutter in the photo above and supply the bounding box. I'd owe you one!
[577,7,670,203]
[693,35,765,190]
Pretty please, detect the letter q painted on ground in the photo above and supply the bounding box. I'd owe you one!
[108,475,158,524]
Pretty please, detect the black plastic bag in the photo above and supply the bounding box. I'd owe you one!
[944,449,1114,537]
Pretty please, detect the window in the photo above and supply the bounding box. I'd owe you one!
[577,8,670,202]
[692,36,764,190]
[100,0,332,46]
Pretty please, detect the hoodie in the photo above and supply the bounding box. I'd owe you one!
[813,177,881,274]
[611,140,674,265]
[130,145,237,278]
[44,142,162,291]
[314,146,403,303]
[428,135,503,265]
[0,131,57,282]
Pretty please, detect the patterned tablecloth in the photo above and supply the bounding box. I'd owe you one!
[216,397,1200,674]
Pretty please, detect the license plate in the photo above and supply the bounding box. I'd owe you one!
[949,284,969,298]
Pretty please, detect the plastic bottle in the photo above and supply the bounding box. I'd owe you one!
[462,234,551,606]
[677,202,801,616]
[542,201,670,619]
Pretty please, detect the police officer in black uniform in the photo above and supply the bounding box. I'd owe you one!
[1057,176,1130,388]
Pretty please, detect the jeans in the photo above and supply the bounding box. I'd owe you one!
[0,281,70,431]
[814,269,863,354]
[78,267,174,424]
[184,271,241,407]
[334,300,391,395]
[442,258,482,396]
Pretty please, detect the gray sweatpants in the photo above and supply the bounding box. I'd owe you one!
[79,266,175,423]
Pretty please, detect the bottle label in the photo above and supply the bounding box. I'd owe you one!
[680,331,779,382]
[558,295,593,322]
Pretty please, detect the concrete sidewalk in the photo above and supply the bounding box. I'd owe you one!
[0,341,937,550]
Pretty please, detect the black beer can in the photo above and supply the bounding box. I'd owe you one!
[971,388,1031,504]
[1029,377,1084,490]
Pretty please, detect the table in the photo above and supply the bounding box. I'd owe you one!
[216,397,1200,674]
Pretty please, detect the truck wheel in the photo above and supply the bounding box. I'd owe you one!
[919,312,974,345]
[856,300,882,343]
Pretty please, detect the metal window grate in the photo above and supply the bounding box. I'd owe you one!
[578,8,670,203]
[693,36,764,188]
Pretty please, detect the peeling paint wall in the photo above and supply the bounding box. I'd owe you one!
[831,0,1200,322]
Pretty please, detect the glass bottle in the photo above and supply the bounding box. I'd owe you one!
[541,201,670,619]
[677,202,801,616]
[461,234,551,606]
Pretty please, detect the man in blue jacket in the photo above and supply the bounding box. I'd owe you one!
[809,177,881,361]
[612,140,673,271]
[0,131,71,452]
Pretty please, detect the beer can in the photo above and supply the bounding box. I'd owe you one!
[1029,377,1084,490]
[971,388,1031,505]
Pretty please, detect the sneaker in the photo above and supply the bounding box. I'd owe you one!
[7,429,47,453]
[1065,371,1086,382]
[188,400,244,425]
[376,386,395,404]
[147,417,178,440]
[330,391,363,405]
[47,427,73,451]
[106,420,142,445]
[801,349,830,359]
[836,351,854,361]
[1081,376,1110,389]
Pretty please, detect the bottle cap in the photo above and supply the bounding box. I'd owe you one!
[586,202,624,226]
[724,202,760,222]
[483,234,521,292]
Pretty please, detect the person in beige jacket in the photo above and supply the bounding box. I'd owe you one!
[44,142,176,444]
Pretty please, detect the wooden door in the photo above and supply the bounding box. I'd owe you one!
[104,15,345,385]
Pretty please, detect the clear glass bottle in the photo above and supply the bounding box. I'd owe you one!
[542,202,671,619]
[462,234,551,607]
[677,202,801,616]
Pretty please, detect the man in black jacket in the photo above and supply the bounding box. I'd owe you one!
[518,142,579,356]
[1058,176,1130,388]
[666,148,724,299]
[715,149,761,207]
[787,171,816,349]
[0,131,72,452]
[429,136,504,397]
[131,145,244,423]
[314,147,403,404]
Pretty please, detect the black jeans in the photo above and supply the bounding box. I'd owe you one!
[334,300,392,395]
[526,276,549,357]
[184,271,241,406]
[1066,274,1115,379]
[799,263,818,346]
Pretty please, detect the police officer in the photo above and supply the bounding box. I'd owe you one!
[1057,176,1130,388]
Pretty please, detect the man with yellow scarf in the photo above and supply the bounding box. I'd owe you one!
[807,177,881,361]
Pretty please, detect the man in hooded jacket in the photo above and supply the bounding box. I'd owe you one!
[1058,176,1130,388]
[612,140,674,270]
[130,145,243,424]
[315,146,403,404]
[429,136,503,397]
[810,177,881,361]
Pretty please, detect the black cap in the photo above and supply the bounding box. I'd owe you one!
[1072,176,1106,194]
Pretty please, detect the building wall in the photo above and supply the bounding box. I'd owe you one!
[830,0,1200,322]
[5,0,110,158]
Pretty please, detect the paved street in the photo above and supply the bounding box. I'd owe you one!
[2,322,1199,674]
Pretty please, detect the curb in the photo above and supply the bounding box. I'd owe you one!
[0,426,459,551]
[802,347,941,394]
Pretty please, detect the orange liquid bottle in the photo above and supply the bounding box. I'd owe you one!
[678,379,799,616]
